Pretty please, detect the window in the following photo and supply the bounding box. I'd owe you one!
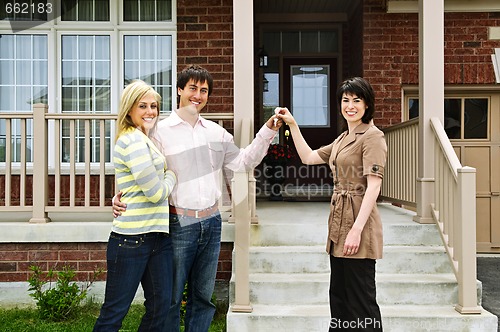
[0,0,176,166]
[123,0,172,21]
[263,30,339,54]
[123,35,173,113]
[61,0,110,21]
[291,65,329,127]
[0,34,47,162]
[407,96,489,140]
[61,35,111,162]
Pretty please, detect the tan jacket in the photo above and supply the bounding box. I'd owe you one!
[317,123,387,259]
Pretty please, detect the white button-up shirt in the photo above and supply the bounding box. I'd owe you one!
[154,110,276,210]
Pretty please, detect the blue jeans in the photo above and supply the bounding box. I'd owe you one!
[165,212,222,332]
[93,232,173,332]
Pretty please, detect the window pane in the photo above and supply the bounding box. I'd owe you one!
[263,32,280,54]
[16,87,32,111]
[79,61,93,85]
[123,0,171,22]
[0,87,14,111]
[78,0,94,20]
[16,35,32,59]
[123,0,138,21]
[62,87,78,112]
[33,60,48,85]
[62,0,110,21]
[408,98,419,119]
[79,36,94,60]
[123,35,173,112]
[291,65,329,127]
[320,31,338,53]
[0,60,14,84]
[464,99,488,139]
[301,32,318,53]
[141,0,156,21]
[62,0,77,20]
[157,0,172,21]
[282,32,300,53]
[444,99,461,139]
[16,60,31,85]
[95,0,110,21]
[33,35,48,59]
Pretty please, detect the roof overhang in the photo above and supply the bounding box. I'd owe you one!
[386,0,500,13]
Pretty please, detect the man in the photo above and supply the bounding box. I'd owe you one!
[113,65,283,331]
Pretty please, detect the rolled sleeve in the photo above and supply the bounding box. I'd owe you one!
[362,129,387,179]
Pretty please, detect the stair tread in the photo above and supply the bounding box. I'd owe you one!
[229,304,496,318]
[249,245,446,252]
[245,272,458,283]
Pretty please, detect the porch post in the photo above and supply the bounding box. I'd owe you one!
[233,0,254,144]
[414,0,444,224]
[231,0,254,313]
[30,104,51,223]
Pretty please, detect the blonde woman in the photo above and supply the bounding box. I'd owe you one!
[94,80,176,332]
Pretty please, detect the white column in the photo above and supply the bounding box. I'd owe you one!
[415,0,444,224]
[233,0,254,146]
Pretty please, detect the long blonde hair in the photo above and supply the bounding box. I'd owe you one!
[116,80,161,142]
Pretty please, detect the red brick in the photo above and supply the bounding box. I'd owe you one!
[0,251,28,261]
[28,251,57,261]
[0,272,27,282]
[59,251,90,261]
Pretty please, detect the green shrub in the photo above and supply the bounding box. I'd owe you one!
[28,265,101,322]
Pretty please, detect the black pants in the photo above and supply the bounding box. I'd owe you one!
[329,255,382,331]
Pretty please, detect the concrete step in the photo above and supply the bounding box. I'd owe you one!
[249,203,442,246]
[230,273,469,306]
[243,245,452,274]
[226,304,498,332]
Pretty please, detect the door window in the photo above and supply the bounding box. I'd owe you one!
[291,65,329,127]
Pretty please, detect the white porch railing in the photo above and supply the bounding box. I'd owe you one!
[0,104,239,222]
[382,117,480,314]
[429,117,480,314]
[380,118,418,206]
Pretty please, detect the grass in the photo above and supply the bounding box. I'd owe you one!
[0,300,227,332]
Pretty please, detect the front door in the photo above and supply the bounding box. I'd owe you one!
[282,58,339,197]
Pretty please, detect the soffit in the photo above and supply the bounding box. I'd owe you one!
[387,0,500,13]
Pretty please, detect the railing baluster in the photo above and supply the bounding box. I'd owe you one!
[69,120,76,207]
[100,120,106,206]
[20,118,26,207]
[5,119,11,207]
[85,120,90,207]
[54,119,61,207]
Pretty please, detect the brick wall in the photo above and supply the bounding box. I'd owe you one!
[177,0,234,134]
[363,1,500,128]
[0,242,234,283]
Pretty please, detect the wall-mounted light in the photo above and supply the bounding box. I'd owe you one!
[263,76,269,92]
[258,47,268,68]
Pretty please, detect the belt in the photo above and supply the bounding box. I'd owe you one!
[169,203,219,219]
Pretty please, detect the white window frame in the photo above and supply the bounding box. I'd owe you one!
[0,0,177,172]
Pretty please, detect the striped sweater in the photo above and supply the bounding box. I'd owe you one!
[113,128,176,234]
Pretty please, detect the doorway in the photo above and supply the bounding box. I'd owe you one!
[281,57,338,198]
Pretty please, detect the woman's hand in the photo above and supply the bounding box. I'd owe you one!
[276,108,296,127]
[343,226,362,256]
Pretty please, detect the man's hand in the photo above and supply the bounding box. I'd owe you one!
[265,107,287,131]
[276,108,296,127]
[112,192,127,218]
